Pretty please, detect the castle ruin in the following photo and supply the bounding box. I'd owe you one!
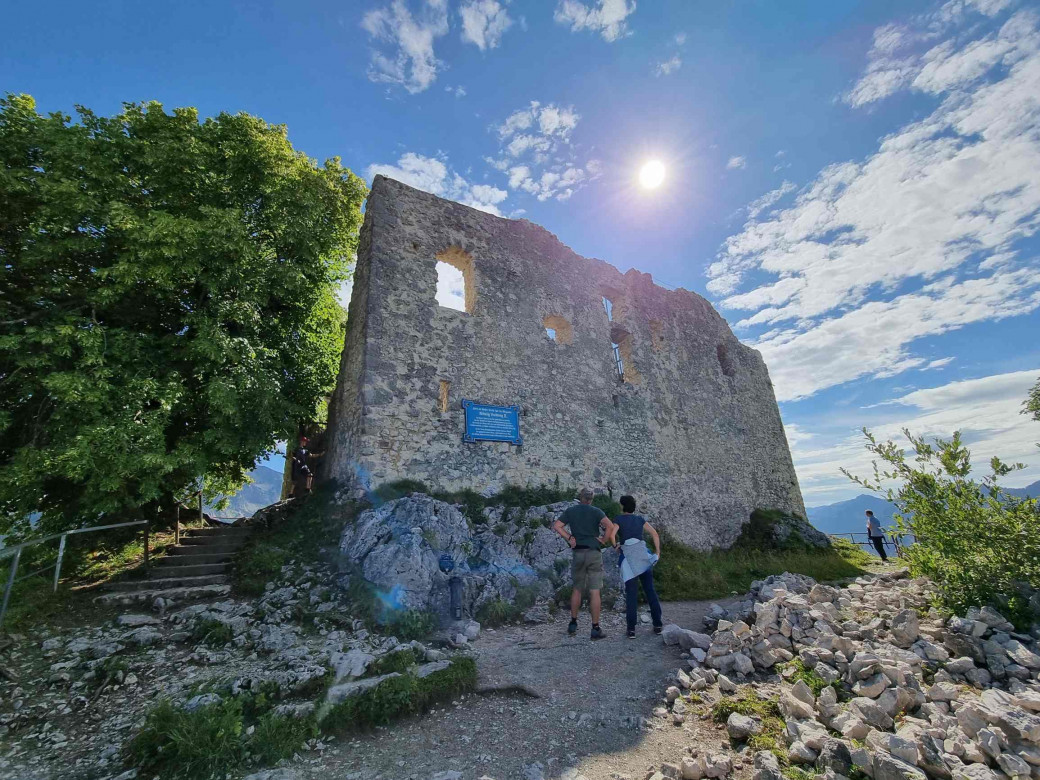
[322,176,805,550]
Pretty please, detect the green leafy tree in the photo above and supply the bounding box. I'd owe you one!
[0,95,366,535]
[1027,376,1040,428]
[844,429,1039,622]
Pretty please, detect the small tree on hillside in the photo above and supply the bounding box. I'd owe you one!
[844,429,1039,623]
[0,95,366,535]
[1027,376,1040,430]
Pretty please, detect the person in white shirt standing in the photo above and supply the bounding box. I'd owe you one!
[866,510,888,561]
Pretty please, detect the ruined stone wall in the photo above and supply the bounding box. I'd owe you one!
[322,176,805,550]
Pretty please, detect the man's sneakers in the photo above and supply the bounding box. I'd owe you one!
[653,624,663,635]
[627,629,636,639]
[568,618,606,640]
[567,618,578,635]
[591,624,605,641]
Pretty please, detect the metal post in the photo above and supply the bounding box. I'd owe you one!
[175,504,180,546]
[52,534,67,593]
[0,548,22,629]
[143,520,150,570]
[198,491,203,524]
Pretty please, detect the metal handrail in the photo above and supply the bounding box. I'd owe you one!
[829,531,907,555]
[0,519,149,629]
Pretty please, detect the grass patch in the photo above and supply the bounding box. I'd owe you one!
[125,696,318,780]
[777,659,831,697]
[322,656,477,732]
[366,647,423,677]
[712,687,786,754]
[475,584,538,627]
[783,767,817,780]
[655,531,868,602]
[373,479,576,528]
[191,618,234,647]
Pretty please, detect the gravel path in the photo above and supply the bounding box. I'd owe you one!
[298,597,744,780]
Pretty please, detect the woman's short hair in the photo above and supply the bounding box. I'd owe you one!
[620,495,636,513]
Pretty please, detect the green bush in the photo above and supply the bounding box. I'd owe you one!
[845,429,1040,625]
[385,609,436,640]
[233,545,288,596]
[366,647,422,677]
[374,479,430,502]
[592,494,622,519]
[126,697,317,780]
[322,657,477,732]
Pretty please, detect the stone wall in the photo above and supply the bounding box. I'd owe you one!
[322,176,805,550]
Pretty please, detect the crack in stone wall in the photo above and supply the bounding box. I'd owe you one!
[322,176,806,550]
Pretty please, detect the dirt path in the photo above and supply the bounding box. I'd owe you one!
[301,597,744,780]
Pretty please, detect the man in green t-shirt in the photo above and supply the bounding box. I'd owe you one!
[552,488,613,640]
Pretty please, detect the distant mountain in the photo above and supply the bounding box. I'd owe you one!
[207,466,284,518]
[807,478,1039,538]
[1005,479,1040,499]
[805,494,898,536]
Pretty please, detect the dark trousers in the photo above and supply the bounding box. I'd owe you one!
[625,568,663,631]
[870,535,888,561]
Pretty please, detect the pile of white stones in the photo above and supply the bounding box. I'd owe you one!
[650,570,1040,780]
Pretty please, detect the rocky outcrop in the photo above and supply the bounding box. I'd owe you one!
[338,494,622,621]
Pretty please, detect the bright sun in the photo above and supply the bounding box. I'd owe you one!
[639,159,666,189]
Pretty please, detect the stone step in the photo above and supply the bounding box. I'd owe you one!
[148,562,230,579]
[95,582,231,607]
[181,526,253,538]
[159,551,233,566]
[176,535,249,550]
[168,543,242,556]
[104,574,229,591]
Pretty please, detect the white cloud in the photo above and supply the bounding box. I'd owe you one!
[726,155,747,170]
[492,101,598,201]
[445,84,467,97]
[796,369,1040,504]
[367,152,508,215]
[362,0,449,93]
[459,0,513,50]
[747,181,796,219]
[674,32,687,46]
[654,54,682,76]
[554,0,636,42]
[436,261,467,310]
[709,2,1040,402]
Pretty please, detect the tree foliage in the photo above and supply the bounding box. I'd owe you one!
[844,429,1039,621]
[0,94,366,534]
[1027,376,1040,428]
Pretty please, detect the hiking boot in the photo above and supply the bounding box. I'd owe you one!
[653,624,663,635]
[627,629,636,639]
[591,625,605,640]
[567,618,578,635]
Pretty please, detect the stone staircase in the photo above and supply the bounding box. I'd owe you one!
[95,525,253,607]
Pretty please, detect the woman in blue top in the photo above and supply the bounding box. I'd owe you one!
[608,495,664,638]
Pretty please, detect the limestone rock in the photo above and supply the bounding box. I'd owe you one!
[726,712,762,740]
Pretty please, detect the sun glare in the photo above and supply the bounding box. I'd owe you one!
[639,160,666,189]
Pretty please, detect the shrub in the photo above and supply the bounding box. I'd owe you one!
[374,479,430,502]
[366,647,422,677]
[845,429,1040,625]
[592,494,621,519]
[233,545,288,596]
[385,609,436,640]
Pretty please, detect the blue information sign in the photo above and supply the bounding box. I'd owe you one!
[462,400,522,445]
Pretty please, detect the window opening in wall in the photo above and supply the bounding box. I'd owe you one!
[542,314,573,345]
[439,380,450,413]
[602,296,614,322]
[435,247,476,313]
[610,325,642,385]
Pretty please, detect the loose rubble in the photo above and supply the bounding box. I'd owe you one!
[644,570,1040,780]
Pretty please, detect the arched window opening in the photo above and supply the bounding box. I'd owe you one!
[542,314,573,345]
[434,247,476,313]
[602,296,614,322]
[610,325,642,385]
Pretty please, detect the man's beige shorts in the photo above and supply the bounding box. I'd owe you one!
[571,548,604,592]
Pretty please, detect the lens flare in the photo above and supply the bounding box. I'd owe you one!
[639,160,666,189]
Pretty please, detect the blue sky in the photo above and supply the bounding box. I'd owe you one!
[4,0,1039,505]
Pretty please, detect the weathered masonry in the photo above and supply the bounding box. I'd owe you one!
[323,176,805,550]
